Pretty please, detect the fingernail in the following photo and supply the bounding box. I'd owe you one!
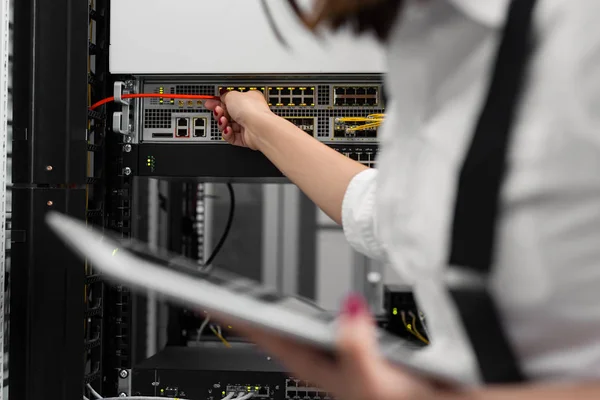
[342,294,367,318]
[214,110,218,117]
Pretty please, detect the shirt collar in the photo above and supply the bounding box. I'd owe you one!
[447,0,511,28]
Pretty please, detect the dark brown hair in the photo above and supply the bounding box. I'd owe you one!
[287,0,404,42]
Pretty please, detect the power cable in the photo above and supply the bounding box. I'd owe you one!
[203,183,235,267]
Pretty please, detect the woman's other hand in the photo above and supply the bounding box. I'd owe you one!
[219,295,440,400]
[204,90,273,151]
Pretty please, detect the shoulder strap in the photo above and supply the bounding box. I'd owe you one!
[448,0,538,383]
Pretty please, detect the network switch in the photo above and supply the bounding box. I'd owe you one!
[131,345,336,400]
[136,77,383,171]
[141,79,382,141]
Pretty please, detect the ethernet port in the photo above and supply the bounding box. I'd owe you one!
[354,98,366,106]
[335,98,345,106]
[280,97,291,105]
[333,127,347,138]
[281,88,292,96]
[356,87,366,96]
[367,87,377,95]
[357,128,377,138]
[175,118,189,137]
[258,388,269,396]
[269,97,278,105]
[346,87,356,96]
[335,87,345,95]
[305,87,315,96]
[350,153,359,161]
[292,88,302,96]
[194,118,205,128]
[298,391,307,398]
[193,128,206,138]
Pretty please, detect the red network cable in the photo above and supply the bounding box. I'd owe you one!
[90,93,220,111]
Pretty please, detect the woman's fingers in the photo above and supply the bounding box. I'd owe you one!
[228,322,341,390]
[217,116,229,131]
[204,99,220,111]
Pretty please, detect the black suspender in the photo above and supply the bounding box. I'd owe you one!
[448,0,538,383]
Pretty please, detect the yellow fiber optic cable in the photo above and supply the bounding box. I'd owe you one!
[411,314,429,344]
[210,325,232,348]
[401,311,429,345]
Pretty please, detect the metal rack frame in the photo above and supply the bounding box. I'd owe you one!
[9,0,89,398]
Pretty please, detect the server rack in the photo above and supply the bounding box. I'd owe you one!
[9,0,114,397]
[8,1,384,398]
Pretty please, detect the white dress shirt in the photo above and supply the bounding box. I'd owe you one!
[342,0,600,385]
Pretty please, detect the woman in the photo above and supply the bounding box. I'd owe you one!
[205,0,600,398]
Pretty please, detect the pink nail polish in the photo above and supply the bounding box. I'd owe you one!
[342,294,367,318]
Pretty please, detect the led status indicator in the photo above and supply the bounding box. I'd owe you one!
[147,156,156,172]
[392,308,398,316]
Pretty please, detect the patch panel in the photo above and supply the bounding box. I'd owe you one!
[268,86,315,107]
[333,86,379,107]
[284,117,315,136]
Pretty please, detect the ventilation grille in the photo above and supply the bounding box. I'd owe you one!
[174,85,215,95]
[144,109,172,129]
[317,85,330,106]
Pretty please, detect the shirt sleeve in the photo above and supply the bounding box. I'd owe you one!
[341,168,388,262]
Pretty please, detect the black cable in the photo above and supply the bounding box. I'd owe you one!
[203,183,235,267]
[260,0,289,48]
